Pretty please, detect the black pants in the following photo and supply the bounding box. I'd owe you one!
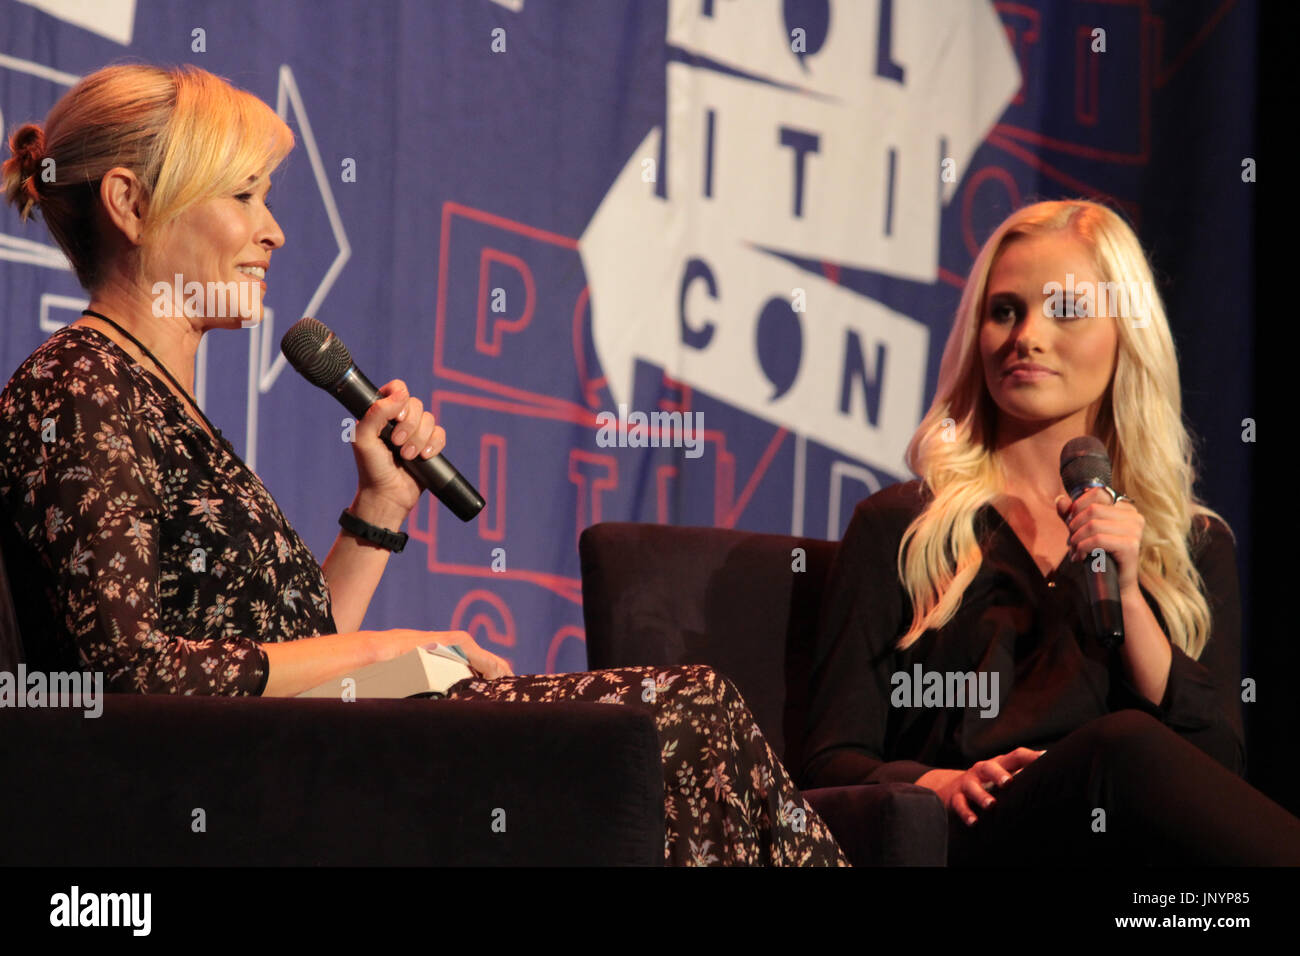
[946,710,1300,865]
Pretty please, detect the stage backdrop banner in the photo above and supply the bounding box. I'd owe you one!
[0,0,1255,676]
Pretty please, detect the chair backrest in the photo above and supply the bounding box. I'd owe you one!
[579,522,838,777]
[0,530,25,672]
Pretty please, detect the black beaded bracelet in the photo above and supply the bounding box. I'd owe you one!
[338,508,408,552]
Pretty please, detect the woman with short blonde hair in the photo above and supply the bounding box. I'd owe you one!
[7,62,294,292]
[1,62,847,866]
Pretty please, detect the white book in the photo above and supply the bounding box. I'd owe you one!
[296,643,475,699]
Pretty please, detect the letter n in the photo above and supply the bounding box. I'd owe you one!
[840,330,886,427]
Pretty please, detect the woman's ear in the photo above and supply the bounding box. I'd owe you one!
[97,167,149,246]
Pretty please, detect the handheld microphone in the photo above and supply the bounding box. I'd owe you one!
[280,317,485,522]
[1059,436,1124,649]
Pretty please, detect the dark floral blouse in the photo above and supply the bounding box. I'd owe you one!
[0,325,337,694]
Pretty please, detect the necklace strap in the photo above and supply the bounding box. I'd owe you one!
[80,309,228,448]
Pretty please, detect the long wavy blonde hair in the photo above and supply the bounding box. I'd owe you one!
[896,199,1228,659]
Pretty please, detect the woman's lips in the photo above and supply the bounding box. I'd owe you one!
[1004,366,1056,382]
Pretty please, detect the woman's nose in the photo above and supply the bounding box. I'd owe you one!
[262,213,285,249]
[1010,297,1052,350]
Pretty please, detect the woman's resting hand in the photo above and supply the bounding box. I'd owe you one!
[378,629,514,679]
[914,747,1046,826]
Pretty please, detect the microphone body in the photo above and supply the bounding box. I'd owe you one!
[1059,437,1124,649]
[281,318,485,522]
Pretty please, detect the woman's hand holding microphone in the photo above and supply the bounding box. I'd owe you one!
[350,378,447,518]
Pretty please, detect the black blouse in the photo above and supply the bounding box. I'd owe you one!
[800,479,1244,789]
[0,325,338,694]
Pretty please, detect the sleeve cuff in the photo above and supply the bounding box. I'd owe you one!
[1112,644,1216,730]
[869,759,937,785]
[804,749,936,788]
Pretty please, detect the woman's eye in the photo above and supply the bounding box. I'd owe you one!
[990,303,1016,322]
[1053,294,1088,319]
[234,193,272,212]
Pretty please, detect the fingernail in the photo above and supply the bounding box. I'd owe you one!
[398,407,408,421]
[1001,776,1011,785]
[422,445,434,457]
[392,429,406,443]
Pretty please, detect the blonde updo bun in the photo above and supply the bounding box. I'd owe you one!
[2,123,47,222]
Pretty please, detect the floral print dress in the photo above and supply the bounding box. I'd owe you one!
[0,325,329,693]
[448,665,848,865]
[0,324,848,865]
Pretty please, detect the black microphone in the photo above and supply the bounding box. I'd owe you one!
[280,317,485,522]
[1059,436,1124,649]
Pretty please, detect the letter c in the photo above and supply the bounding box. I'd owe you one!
[679,257,717,350]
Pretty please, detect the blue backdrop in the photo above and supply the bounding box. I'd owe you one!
[1,0,1255,682]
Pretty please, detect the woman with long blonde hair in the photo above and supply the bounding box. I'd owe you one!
[801,199,1300,864]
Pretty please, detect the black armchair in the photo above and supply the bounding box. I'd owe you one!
[0,544,664,866]
[579,521,948,866]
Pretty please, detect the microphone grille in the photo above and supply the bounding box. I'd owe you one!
[281,317,353,389]
[1059,435,1112,492]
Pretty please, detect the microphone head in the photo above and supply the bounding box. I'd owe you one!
[281,317,353,389]
[1059,435,1112,494]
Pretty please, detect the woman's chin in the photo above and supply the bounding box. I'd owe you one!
[993,399,1076,430]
